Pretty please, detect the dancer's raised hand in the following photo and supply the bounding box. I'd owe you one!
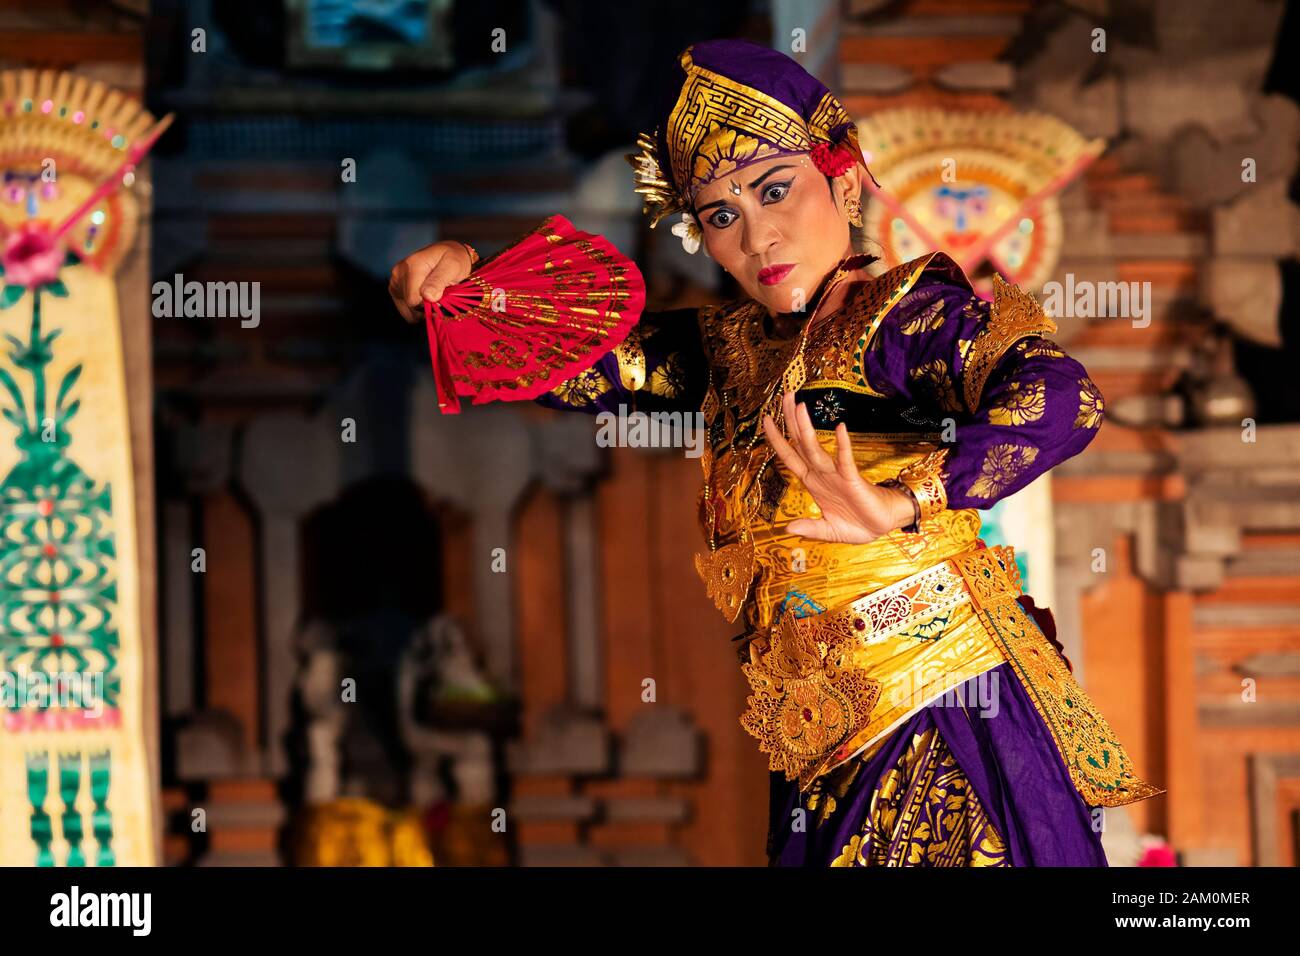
[761,390,916,544]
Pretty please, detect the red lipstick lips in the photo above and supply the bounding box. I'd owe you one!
[758,263,795,286]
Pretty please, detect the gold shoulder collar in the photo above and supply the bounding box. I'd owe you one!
[962,273,1058,413]
[700,253,956,404]
[803,252,942,393]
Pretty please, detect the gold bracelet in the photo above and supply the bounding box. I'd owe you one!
[894,448,949,524]
[878,479,922,533]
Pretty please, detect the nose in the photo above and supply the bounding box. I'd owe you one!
[740,209,780,259]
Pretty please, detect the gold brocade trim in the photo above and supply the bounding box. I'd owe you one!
[695,258,881,622]
[975,598,1165,808]
[950,543,1021,612]
[745,434,981,631]
[698,298,805,450]
[896,448,949,522]
[848,254,940,384]
[806,547,1017,783]
[804,551,976,645]
[797,254,941,395]
[813,604,1004,784]
[803,378,893,399]
[962,273,1058,413]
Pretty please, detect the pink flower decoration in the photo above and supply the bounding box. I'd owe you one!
[810,141,856,177]
[2,221,65,289]
[1138,843,1177,867]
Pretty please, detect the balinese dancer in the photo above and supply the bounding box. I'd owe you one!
[388,39,1162,867]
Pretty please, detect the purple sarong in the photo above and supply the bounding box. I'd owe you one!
[768,660,1110,867]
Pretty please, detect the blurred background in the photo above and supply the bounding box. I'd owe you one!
[0,0,1297,867]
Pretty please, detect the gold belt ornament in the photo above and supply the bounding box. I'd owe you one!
[738,610,882,790]
[739,545,1020,789]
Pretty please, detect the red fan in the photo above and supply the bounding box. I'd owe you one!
[421,214,645,413]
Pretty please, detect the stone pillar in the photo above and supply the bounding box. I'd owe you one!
[239,415,342,777]
[409,379,604,692]
[164,421,237,722]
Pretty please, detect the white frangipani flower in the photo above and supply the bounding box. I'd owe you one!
[671,212,703,255]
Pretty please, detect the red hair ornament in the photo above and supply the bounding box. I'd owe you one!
[809,141,857,177]
[808,133,882,189]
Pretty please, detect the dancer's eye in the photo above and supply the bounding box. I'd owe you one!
[762,181,792,203]
[707,208,738,228]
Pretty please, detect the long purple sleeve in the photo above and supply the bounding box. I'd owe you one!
[861,280,1104,510]
[533,306,708,415]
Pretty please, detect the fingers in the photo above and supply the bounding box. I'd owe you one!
[767,391,842,485]
[794,398,830,470]
[418,249,469,307]
[388,242,473,325]
[762,410,807,482]
[786,391,835,474]
[766,392,861,486]
[833,421,858,480]
[390,245,448,324]
[388,262,417,324]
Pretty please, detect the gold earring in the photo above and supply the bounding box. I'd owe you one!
[845,197,863,227]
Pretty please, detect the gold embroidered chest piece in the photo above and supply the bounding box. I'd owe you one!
[692,254,944,622]
[698,254,941,451]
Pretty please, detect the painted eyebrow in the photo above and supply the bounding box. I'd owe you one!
[748,164,796,188]
[695,165,799,213]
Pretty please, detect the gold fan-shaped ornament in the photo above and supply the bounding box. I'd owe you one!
[626,131,686,230]
[0,68,173,276]
[855,109,1104,294]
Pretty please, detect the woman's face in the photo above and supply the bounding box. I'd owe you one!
[693,154,862,315]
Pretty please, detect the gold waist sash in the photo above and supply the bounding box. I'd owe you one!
[738,543,1164,809]
[742,434,982,631]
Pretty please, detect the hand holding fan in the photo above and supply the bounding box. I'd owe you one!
[421,215,645,413]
